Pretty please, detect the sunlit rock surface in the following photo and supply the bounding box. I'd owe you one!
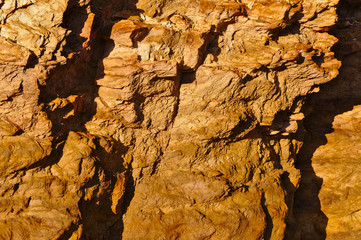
[0,0,356,239]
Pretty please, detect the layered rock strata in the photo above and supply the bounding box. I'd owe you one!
[0,0,342,239]
[293,1,361,239]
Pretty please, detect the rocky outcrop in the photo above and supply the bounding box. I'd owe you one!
[293,1,361,239]
[0,0,350,239]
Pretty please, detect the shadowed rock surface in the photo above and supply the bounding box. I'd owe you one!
[292,1,361,239]
[0,0,358,239]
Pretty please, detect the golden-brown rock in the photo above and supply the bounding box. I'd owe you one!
[292,2,361,238]
[0,0,347,239]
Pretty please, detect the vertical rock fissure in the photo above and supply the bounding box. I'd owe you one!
[292,0,361,239]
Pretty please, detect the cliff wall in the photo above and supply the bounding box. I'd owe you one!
[0,0,356,239]
[293,1,361,239]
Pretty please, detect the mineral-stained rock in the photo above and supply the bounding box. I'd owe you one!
[0,0,351,239]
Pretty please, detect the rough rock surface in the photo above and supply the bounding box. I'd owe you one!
[0,0,353,239]
[293,1,361,239]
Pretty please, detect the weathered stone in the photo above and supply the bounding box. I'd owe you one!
[2,0,358,239]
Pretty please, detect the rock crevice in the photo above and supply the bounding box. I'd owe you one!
[1,0,358,239]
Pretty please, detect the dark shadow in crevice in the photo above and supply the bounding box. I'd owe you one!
[18,138,66,172]
[38,0,123,139]
[290,98,359,240]
[37,1,99,164]
[25,51,39,69]
[288,0,361,239]
[55,135,130,240]
[61,0,89,55]
[104,173,136,240]
[76,1,140,239]
[181,71,196,84]
[270,12,302,43]
[312,52,325,68]
[261,192,274,240]
[36,1,137,239]
[58,222,81,240]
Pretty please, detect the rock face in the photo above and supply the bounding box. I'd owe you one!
[293,1,361,239]
[0,0,356,239]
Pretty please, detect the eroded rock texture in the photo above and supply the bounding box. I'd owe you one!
[293,1,361,239]
[0,0,346,239]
